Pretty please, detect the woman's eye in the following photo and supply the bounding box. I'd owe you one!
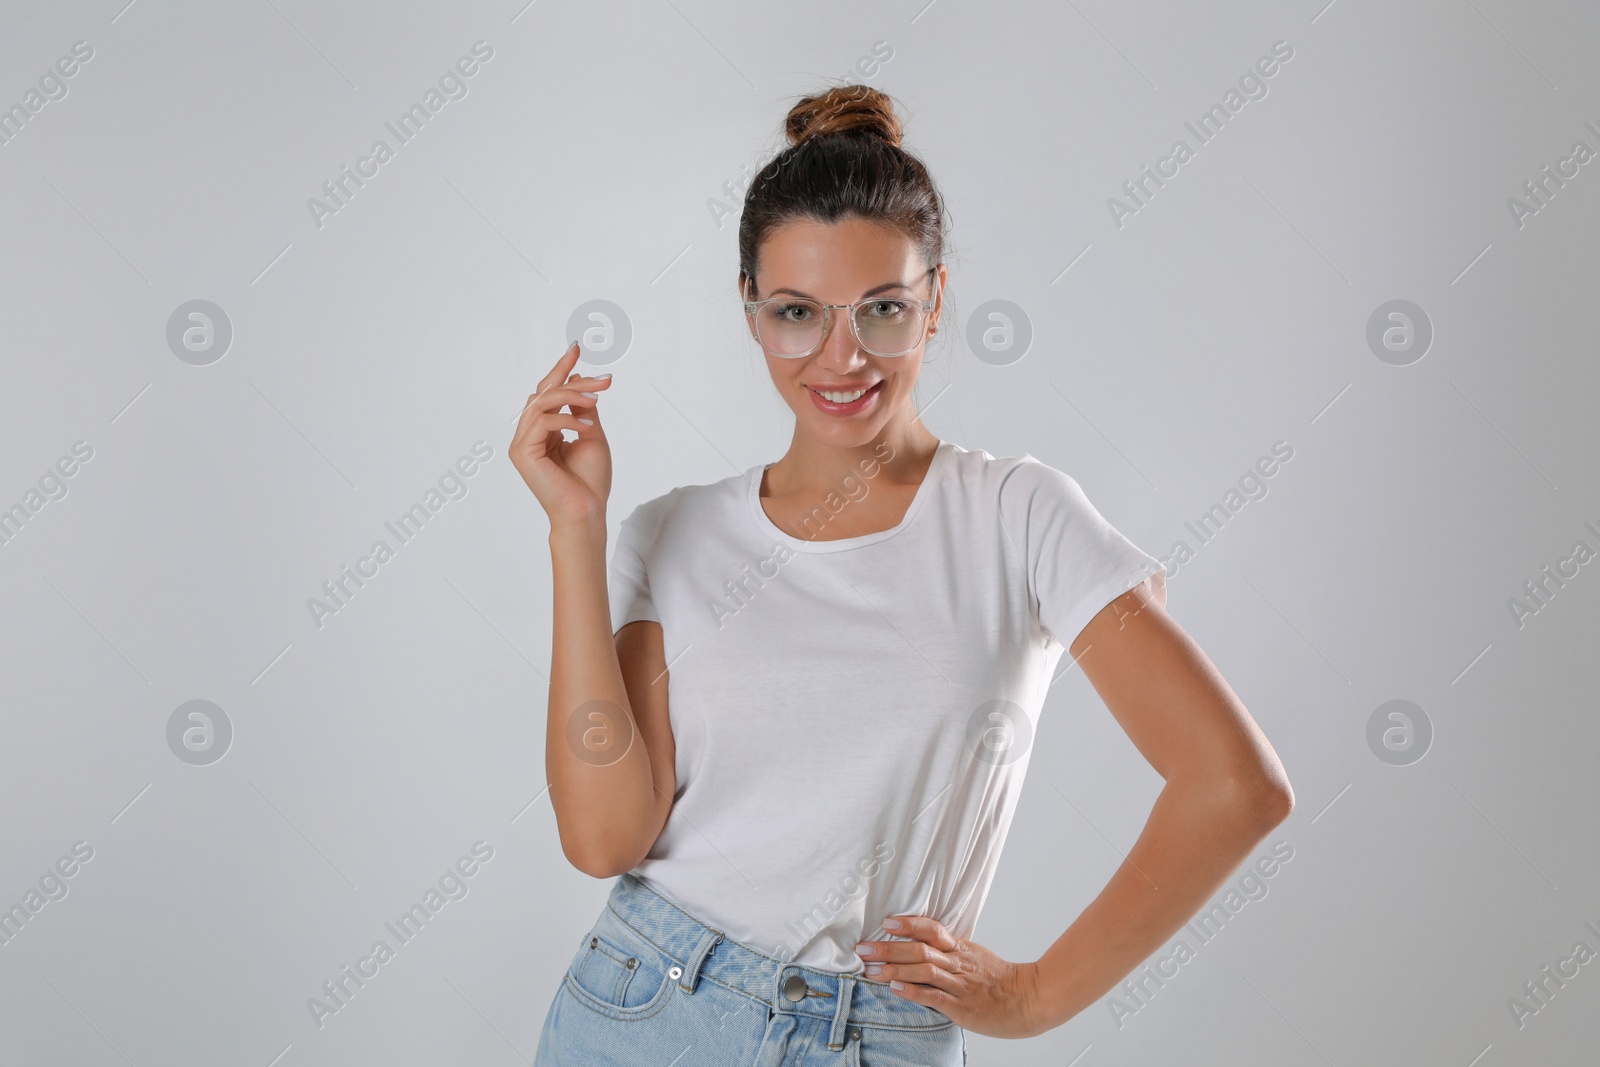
[866,300,905,317]
[776,304,814,321]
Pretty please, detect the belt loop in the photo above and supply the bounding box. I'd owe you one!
[827,974,857,1049]
[678,926,723,993]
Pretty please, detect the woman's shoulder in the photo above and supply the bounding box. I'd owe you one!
[936,443,1116,541]
[939,439,1073,494]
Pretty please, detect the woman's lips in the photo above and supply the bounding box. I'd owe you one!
[808,380,884,416]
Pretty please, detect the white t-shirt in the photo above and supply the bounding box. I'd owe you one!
[607,439,1166,973]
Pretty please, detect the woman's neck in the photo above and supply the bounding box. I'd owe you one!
[764,417,941,497]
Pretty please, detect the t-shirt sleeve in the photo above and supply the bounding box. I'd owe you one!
[608,500,662,633]
[999,458,1167,652]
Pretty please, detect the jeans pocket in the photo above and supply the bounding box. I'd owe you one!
[563,918,680,1021]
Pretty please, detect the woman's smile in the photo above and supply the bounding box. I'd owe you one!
[807,379,885,415]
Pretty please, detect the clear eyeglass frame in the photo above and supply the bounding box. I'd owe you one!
[742,266,940,359]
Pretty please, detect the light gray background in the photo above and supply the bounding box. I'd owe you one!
[2,0,1597,1064]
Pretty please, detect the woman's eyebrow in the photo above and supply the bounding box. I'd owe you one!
[766,280,914,300]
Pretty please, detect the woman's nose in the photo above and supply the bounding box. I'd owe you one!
[815,310,868,370]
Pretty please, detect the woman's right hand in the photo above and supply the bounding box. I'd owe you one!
[508,342,614,531]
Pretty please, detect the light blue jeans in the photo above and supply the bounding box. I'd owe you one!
[534,872,966,1065]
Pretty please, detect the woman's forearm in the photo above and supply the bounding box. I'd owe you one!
[1027,776,1293,1032]
[545,518,662,877]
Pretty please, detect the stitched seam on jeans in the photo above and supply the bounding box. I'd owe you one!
[575,941,638,1006]
[561,971,676,1021]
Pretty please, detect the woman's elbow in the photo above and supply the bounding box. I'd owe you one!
[1241,772,1294,830]
[1193,765,1293,832]
[1260,783,1295,828]
[1223,740,1294,829]
[559,830,639,880]
[564,843,632,880]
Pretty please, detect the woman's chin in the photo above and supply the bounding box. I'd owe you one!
[797,415,888,449]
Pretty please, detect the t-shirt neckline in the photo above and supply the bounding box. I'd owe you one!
[744,440,952,553]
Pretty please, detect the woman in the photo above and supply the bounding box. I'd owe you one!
[514,84,1293,1065]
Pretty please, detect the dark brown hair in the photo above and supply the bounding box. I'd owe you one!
[738,84,948,299]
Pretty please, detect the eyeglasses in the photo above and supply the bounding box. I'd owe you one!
[743,267,938,358]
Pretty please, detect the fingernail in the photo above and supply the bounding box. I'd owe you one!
[594,373,613,379]
[854,943,872,958]
[577,417,593,425]
[580,391,599,399]
[890,981,905,991]
[864,964,883,976]
[882,918,901,929]
[569,340,579,349]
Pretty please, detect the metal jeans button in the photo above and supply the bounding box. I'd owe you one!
[781,974,808,1002]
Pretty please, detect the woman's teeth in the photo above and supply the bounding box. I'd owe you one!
[815,386,871,403]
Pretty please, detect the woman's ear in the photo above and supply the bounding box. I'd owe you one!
[739,273,760,339]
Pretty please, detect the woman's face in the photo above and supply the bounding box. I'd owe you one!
[743,215,944,450]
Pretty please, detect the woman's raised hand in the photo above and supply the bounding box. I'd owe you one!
[508,342,614,531]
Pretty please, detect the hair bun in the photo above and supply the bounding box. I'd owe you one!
[784,84,903,149]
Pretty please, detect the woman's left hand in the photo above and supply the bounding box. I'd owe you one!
[854,916,1049,1039]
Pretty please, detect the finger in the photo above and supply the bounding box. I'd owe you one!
[563,369,614,399]
[535,341,582,394]
[569,392,606,424]
[860,931,961,973]
[886,976,959,1013]
[543,381,611,402]
[566,380,610,419]
[887,915,959,952]
[875,960,963,995]
[512,393,540,444]
[517,381,607,420]
[527,383,610,418]
[560,376,615,394]
[512,388,557,441]
[513,388,597,447]
[870,915,953,953]
[526,411,595,442]
[867,942,959,973]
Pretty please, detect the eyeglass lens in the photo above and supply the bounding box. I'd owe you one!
[753,297,926,357]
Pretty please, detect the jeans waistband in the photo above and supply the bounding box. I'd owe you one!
[604,872,953,1042]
